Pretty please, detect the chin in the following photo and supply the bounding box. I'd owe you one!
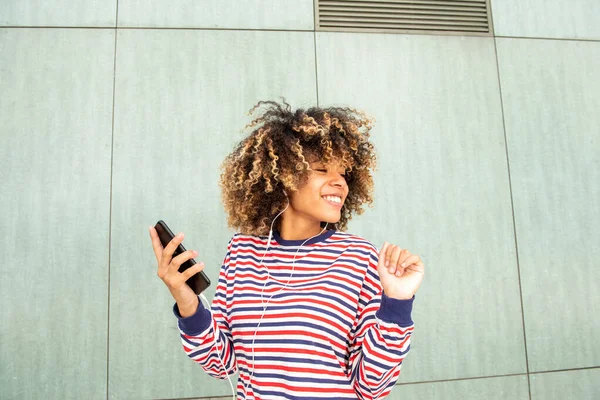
[321,214,341,224]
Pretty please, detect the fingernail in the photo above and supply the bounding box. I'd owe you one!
[177,233,184,238]
[401,263,406,267]
[192,250,198,256]
[385,260,389,267]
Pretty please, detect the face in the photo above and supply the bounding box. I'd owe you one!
[286,159,349,226]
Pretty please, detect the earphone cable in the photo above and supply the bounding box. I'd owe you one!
[243,197,328,397]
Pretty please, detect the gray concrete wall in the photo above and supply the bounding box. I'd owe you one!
[1,1,598,398]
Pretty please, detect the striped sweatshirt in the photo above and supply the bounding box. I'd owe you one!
[173,229,415,399]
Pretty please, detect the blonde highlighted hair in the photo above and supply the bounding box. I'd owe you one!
[220,99,377,235]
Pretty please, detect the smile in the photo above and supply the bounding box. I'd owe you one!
[322,195,343,207]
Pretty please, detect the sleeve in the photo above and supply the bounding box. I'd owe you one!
[346,246,415,399]
[172,237,237,379]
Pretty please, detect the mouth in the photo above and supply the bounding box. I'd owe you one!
[322,195,343,208]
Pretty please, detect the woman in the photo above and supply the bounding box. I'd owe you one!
[149,100,425,399]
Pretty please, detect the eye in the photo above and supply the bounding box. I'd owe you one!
[316,168,327,173]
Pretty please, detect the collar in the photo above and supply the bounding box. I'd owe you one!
[272,229,335,246]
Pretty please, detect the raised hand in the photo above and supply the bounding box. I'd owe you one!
[376,242,425,300]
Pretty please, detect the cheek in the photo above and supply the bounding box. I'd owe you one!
[290,186,318,207]
[300,178,322,195]
[293,175,333,204]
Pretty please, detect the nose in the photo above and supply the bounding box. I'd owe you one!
[329,172,347,188]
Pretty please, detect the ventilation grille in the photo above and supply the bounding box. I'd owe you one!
[316,0,492,35]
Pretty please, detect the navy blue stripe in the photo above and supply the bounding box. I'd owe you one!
[235,354,341,370]
[251,387,356,400]
[233,244,349,257]
[233,265,364,282]
[230,303,354,328]
[234,273,364,294]
[249,371,350,385]
[231,320,347,343]
[234,253,369,271]
[230,290,358,313]
[235,254,336,266]
[233,337,345,359]
[232,278,362,295]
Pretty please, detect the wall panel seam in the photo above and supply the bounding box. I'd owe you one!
[492,36,532,400]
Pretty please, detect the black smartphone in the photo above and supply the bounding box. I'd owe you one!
[154,220,211,295]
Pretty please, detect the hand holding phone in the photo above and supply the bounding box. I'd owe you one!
[149,220,211,298]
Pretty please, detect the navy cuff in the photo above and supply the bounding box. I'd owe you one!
[376,293,414,326]
[172,298,212,335]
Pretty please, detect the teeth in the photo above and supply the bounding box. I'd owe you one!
[323,195,341,204]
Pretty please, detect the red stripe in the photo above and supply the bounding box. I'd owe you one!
[232,297,354,320]
[251,378,355,395]
[241,328,347,352]
[230,284,356,304]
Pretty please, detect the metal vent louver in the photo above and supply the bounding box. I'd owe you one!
[316,0,492,36]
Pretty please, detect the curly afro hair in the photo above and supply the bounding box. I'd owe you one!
[219,99,377,236]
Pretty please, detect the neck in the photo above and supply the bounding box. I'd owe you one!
[279,211,324,241]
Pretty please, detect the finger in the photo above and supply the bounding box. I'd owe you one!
[391,249,410,277]
[378,242,390,268]
[148,226,164,262]
[400,254,419,268]
[407,259,425,275]
[398,259,425,278]
[181,261,205,280]
[171,249,199,269]
[393,250,413,276]
[387,246,402,274]
[161,232,185,265]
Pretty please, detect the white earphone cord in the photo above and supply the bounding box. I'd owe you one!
[199,292,235,400]
[202,196,328,400]
[244,197,327,397]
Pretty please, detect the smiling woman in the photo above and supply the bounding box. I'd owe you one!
[150,99,425,400]
[219,99,377,237]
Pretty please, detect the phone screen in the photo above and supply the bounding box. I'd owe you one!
[154,220,211,295]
